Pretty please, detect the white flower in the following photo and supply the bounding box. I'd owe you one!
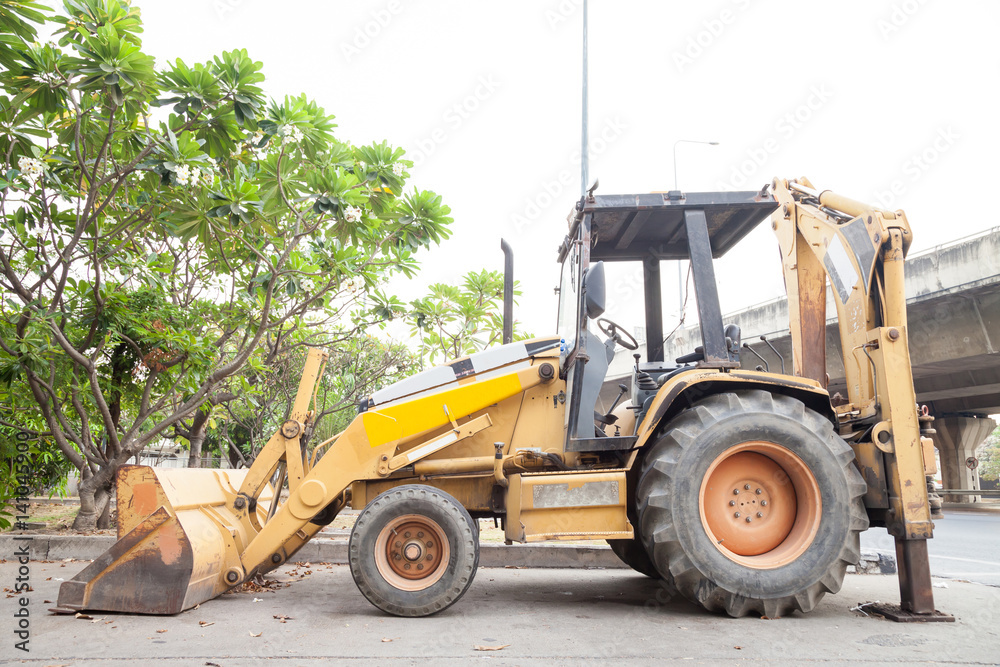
[17,156,44,183]
[173,164,202,188]
[392,163,404,177]
[358,161,367,171]
[278,124,304,146]
[344,206,362,223]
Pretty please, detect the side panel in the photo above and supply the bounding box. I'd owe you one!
[505,470,632,542]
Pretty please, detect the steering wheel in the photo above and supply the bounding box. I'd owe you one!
[596,317,639,351]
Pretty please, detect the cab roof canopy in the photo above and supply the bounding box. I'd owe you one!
[583,190,778,262]
[562,188,778,366]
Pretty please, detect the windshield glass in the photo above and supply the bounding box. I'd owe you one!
[556,241,581,359]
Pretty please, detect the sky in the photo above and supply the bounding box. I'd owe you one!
[133,0,1000,342]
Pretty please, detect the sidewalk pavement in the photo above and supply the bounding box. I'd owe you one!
[0,530,897,574]
[2,561,996,665]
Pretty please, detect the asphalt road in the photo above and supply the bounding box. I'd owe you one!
[3,562,998,666]
[861,507,1000,587]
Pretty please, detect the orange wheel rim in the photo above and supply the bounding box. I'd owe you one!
[374,514,450,591]
[699,441,822,569]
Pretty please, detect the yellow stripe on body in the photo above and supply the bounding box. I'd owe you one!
[366,372,524,447]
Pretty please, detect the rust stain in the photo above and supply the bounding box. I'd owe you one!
[132,482,158,516]
[157,523,182,566]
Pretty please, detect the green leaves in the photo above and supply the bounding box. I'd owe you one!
[409,270,529,365]
[205,176,263,225]
[0,0,50,70]
[66,22,156,107]
[0,0,456,503]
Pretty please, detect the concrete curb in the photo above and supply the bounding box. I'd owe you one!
[848,548,897,575]
[0,534,629,569]
[1,534,900,573]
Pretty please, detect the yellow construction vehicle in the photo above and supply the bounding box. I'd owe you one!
[55,177,946,621]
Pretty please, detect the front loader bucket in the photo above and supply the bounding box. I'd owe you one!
[56,465,270,615]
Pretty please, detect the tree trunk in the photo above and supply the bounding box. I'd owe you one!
[96,485,113,529]
[72,464,116,531]
[73,479,98,531]
[186,409,210,468]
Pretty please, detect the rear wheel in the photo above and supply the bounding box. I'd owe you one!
[349,485,479,617]
[607,537,661,578]
[636,390,867,617]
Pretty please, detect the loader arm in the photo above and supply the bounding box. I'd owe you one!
[57,346,549,614]
[771,178,938,615]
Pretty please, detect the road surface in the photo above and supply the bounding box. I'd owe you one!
[861,507,1000,587]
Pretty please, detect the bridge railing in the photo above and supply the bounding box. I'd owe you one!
[939,489,1000,498]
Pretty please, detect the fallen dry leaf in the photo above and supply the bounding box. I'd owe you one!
[74,613,93,620]
[273,614,292,623]
[156,629,167,634]
[381,637,393,643]
[474,644,510,651]
[249,630,262,637]
[734,646,743,650]
[90,617,104,623]
[199,621,215,627]
[206,662,222,667]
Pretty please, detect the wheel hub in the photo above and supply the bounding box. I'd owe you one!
[699,441,821,568]
[375,515,449,590]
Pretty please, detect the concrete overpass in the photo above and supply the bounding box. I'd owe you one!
[606,227,1000,501]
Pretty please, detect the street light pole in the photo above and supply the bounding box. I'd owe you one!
[580,0,589,197]
[671,139,720,311]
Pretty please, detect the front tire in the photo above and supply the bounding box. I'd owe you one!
[349,485,479,617]
[637,390,867,617]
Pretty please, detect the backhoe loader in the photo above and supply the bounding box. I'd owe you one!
[55,177,946,620]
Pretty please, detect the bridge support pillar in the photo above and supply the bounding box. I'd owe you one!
[932,415,996,503]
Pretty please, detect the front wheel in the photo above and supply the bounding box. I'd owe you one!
[637,390,867,617]
[349,485,479,617]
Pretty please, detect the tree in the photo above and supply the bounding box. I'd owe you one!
[199,333,420,468]
[978,424,1000,483]
[409,269,530,366]
[0,0,452,529]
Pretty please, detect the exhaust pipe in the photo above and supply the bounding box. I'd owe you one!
[500,238,513,345]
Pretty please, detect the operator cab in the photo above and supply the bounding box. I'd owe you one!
[556,187,778,451]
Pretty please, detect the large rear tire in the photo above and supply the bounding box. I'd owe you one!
[636,390,867,617]
[349,485,479,617]
[607,537,661,579]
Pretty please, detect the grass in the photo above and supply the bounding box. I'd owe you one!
[1,501,80,532]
